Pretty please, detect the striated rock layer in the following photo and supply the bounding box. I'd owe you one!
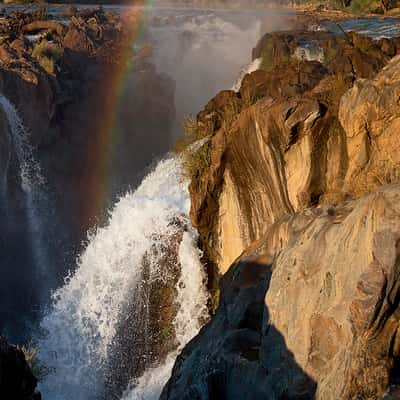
[190,33,400,275]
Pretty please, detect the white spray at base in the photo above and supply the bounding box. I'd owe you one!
[122,231,208,400]
[0,95,48,276]
[37,156,209,400]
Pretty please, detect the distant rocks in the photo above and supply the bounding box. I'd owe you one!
[0,337,41,400]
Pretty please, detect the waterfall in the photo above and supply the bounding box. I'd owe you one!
[231,58,262,92]
[293,41,324,63]
[37,156,209,400]
[0,95,49,278]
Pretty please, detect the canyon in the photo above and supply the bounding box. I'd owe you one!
[0,4,399,400]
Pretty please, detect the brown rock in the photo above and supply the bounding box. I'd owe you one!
[164,184,400,400]
[22,20,65,37]
[0,44,15,63]
[339,54,400,197]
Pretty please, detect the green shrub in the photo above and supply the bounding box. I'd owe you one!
[174,114,213,178]
[32,40,63,74]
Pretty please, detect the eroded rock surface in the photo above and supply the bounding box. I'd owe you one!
[166,27,400,400]
[189,31,400,274]
[164,183,400,400]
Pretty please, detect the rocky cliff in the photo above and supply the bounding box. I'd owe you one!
[0,8,176,338]
[164,29,400,399]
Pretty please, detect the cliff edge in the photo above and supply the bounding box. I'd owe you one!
[163,29,400,399]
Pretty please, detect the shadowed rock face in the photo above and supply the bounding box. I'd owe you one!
[161,257,317,400]
[0,337,41,400]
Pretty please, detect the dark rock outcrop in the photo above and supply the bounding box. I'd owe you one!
[0,337,41,400]
[161,256,317,400]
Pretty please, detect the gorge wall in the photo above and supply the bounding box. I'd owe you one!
[163,27,400,399]
[0,7,176,338]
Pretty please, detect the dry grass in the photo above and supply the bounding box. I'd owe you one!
[182,140,211,180]
[18,341,48,380]
[32,40,63,75]
[174,114,212,179]
[174,114,200,154]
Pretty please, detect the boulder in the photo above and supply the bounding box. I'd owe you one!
[176,29,400,400]
[163,184,400,400]
[189,33,400,276]
[22,21,65,37]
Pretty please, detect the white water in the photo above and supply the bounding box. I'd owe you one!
[37,156,209,400]
[231,57,262,92]
[122,232,208,400]
[0,95,48,276]
[293,42,324,63]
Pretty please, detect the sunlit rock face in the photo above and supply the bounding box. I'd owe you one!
[189,32,400,275]
[163,184,400,400]
[253,186,400,399]
[339,54,400,198]
[165,29,400,400]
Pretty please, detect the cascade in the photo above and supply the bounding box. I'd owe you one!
[0,95,49,279]
[37,156,209,400]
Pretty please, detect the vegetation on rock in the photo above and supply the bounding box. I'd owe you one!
[18,342,49,380]
[32,40,63,74]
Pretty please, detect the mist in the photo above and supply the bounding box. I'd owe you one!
[141,6,291,140]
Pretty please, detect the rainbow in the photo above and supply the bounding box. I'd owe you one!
[78,0,156,232]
